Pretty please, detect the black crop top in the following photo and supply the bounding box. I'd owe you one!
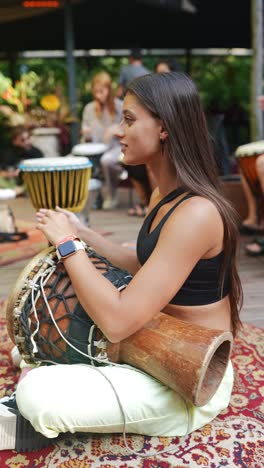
[137,187,230,306]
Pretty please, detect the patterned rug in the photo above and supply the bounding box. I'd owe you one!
[0,220,47,267]
[0,299,263,468]
[0,221,113,267]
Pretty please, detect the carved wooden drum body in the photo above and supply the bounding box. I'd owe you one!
[235,141,264,223]
[6,246,233,407]
[235,141,264,196]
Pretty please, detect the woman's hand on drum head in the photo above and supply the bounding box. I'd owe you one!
[55,207,83,229]
[36,208,78,246]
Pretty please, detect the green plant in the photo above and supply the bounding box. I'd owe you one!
[191,55,251,113]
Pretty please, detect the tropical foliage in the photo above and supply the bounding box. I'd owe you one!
[0,54,252,149]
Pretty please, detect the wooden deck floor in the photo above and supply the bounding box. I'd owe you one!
[1,192,263,329]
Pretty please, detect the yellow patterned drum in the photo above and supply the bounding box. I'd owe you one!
[19,156,92,212]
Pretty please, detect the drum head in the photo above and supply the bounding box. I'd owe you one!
[72,143,108,156]
[19,156,92,171]
[235,140,264,157]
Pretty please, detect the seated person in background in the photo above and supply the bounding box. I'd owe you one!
[122,162,156,217]
[116,48,150,99]
[81,72,123,210]
[1,125,43,168]
[243,95,264,256]
[123,163,151,217]
[240,171,264,234]
[244,153,264,255]
[0,125,43,189]
[155,58,182,74]
[117,49,153,215]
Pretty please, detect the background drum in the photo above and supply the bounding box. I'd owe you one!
[6,245,233,407]
[19,156,92,212]
[72,143,108,217]
[72,143,108,180]
[235,141,264,224]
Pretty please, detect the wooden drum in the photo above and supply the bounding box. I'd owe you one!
[235,140,264,197]
[72,143,108,180]
[235,141,264,223]
[19,156,92,212]
[6,246,233,407]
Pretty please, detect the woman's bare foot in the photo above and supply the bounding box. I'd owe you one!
[245,238,264,256]
[128,204,147,217]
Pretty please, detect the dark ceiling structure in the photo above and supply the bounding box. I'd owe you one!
[0,0,251,53]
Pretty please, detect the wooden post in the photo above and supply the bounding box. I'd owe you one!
[64,0,79,147]
[251,0,263,141]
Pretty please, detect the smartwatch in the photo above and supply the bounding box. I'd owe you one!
[56,239,85,261]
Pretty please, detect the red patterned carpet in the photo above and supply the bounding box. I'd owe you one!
[0,221,113,267]
[0,298,263,468]
[0,220,47,267]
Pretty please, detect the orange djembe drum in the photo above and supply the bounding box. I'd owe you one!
[235,141,264,223]
[6,246,233,407]
[19,156,92,212]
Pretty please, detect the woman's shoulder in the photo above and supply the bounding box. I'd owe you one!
[83,101,95,113]
[162,195,224,257]
[176,195,222,224]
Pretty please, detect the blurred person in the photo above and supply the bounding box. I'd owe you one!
[1,125,43,169]
[117,49,154,215]
[239,172,263,234]
[0,125,43,189]
[81,71,123,210]
[121,162,154,217]
[155,58,181,74]
[116,48,150,99]
[243,95,264,255]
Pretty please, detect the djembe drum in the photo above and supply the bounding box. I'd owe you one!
[19,156,92,212]
[6,245,233,407]
[72,143,108,180]
[235,141,264,223]
[72,143,108,215]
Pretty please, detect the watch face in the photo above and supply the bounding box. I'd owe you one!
[58,240,76,258]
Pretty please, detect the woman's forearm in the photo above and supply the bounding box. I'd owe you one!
[77,223,139,274]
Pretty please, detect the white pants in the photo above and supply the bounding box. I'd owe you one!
[16,361,233,439]
[100,146,121,198]
[0,188,16,200]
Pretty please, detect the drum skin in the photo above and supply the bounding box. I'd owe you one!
[6,247,233,407]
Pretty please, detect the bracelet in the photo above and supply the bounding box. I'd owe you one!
[55,235,80,248]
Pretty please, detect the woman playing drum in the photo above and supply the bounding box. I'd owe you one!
[1,72,242,452]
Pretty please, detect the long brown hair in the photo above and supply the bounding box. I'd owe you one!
[126,72,243,336]
[91,71,116,119]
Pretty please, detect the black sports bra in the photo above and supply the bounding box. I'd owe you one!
[137,187,230,306]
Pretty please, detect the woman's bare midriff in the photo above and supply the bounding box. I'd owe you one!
[162,295,231,332]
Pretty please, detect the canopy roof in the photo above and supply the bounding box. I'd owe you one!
[0,0,251,53]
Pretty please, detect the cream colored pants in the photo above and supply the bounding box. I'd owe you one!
[16,361,233,439]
